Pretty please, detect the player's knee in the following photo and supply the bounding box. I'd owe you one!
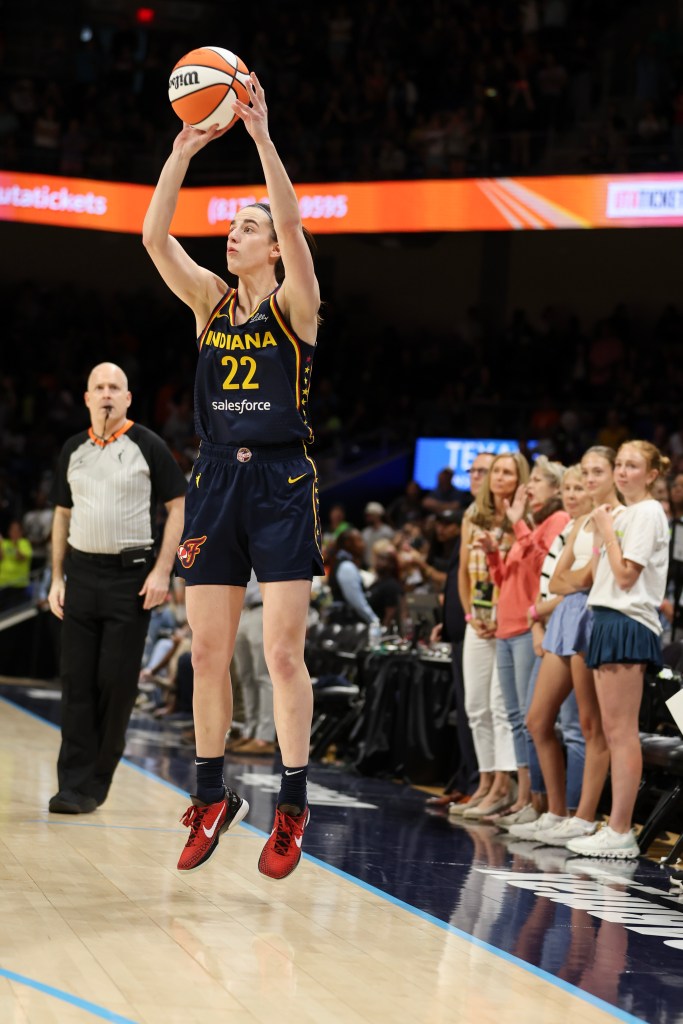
[265,642,301,684]
[190,638,227,676]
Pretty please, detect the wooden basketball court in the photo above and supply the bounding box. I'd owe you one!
[0,691,679,1024]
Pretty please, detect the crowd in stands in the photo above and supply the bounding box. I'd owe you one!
[2,1,683,184]
[4,271,683,538]
[320,439,676,861]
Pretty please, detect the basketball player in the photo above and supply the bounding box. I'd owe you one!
[143,72,322,878]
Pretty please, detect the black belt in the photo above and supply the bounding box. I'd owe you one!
[70,547,153,568]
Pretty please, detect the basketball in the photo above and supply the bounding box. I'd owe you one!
[168,46,250,131]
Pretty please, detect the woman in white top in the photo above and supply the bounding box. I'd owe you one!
[567,440,671,860]
[515,447,621,846]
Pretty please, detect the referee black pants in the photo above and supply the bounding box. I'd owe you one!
[57,551,151,803]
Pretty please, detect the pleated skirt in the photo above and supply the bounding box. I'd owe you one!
[585,606,662,670]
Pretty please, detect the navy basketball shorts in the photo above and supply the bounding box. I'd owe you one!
[176,442,324,586]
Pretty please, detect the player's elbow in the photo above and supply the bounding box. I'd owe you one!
[141,220,169,254]
[142,229,162,254]
[278,218,305,240]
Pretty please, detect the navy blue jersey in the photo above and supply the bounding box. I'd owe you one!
[194,285,314,446]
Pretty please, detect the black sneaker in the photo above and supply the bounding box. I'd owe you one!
[49,790,98,814]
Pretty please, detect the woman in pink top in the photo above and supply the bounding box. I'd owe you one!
[476,456,569,820]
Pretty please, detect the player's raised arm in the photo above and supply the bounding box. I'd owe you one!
[142,123,228,324]
[233,73,320,342]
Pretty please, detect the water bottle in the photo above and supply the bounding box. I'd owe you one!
[368,620,382,650]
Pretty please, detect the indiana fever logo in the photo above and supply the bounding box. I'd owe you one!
[177,536,207,569]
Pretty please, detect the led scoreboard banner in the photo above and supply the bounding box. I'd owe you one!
[2,170,683,235]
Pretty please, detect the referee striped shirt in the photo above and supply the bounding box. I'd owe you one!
[51,422,186,554]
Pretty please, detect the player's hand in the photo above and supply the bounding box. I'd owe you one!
[233,72,270,144]
[172,121,229,158]
[48,578,66,620]
[139,568,170,610]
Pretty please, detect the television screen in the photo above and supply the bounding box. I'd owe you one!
[413,438,536,492]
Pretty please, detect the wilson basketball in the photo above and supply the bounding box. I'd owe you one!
[168,46,250,131]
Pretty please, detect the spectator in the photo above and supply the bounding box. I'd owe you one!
[475,456,569,826]
[568,441,670,859]
[415,508,463,593]
[422,467,464,516]
[367,541,403,631]
[361,501,395,566]
[387,480,423,529]
[392,519,431,594]
[516,450,621,845]
[0,519,33,611]
[22,489,53,574]
[450,451,522,819]
[328,527,380,626]
[229,570,277,757]
[138,580,187,709]
[669,474,683,521]
[322,503,352,564]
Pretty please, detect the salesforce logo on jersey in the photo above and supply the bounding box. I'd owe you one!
[413,438,538,492]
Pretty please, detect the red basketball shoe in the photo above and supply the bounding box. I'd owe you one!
[258,805,310,879]
[177,788,249,871]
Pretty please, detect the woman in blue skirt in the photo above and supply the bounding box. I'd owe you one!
[519,447,622,847]
[567,441,670,860]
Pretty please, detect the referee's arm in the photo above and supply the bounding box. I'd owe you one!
[138,495,185,610]
[48,506,71,620]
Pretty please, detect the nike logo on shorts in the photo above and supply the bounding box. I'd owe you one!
[288,473,307,485]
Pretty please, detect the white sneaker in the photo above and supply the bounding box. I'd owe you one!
[494,804,538,830]
[507,812,565,840]
[566,824,640,860]
[534,816,598,847]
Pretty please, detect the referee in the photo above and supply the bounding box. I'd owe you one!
[47,362,186,814]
